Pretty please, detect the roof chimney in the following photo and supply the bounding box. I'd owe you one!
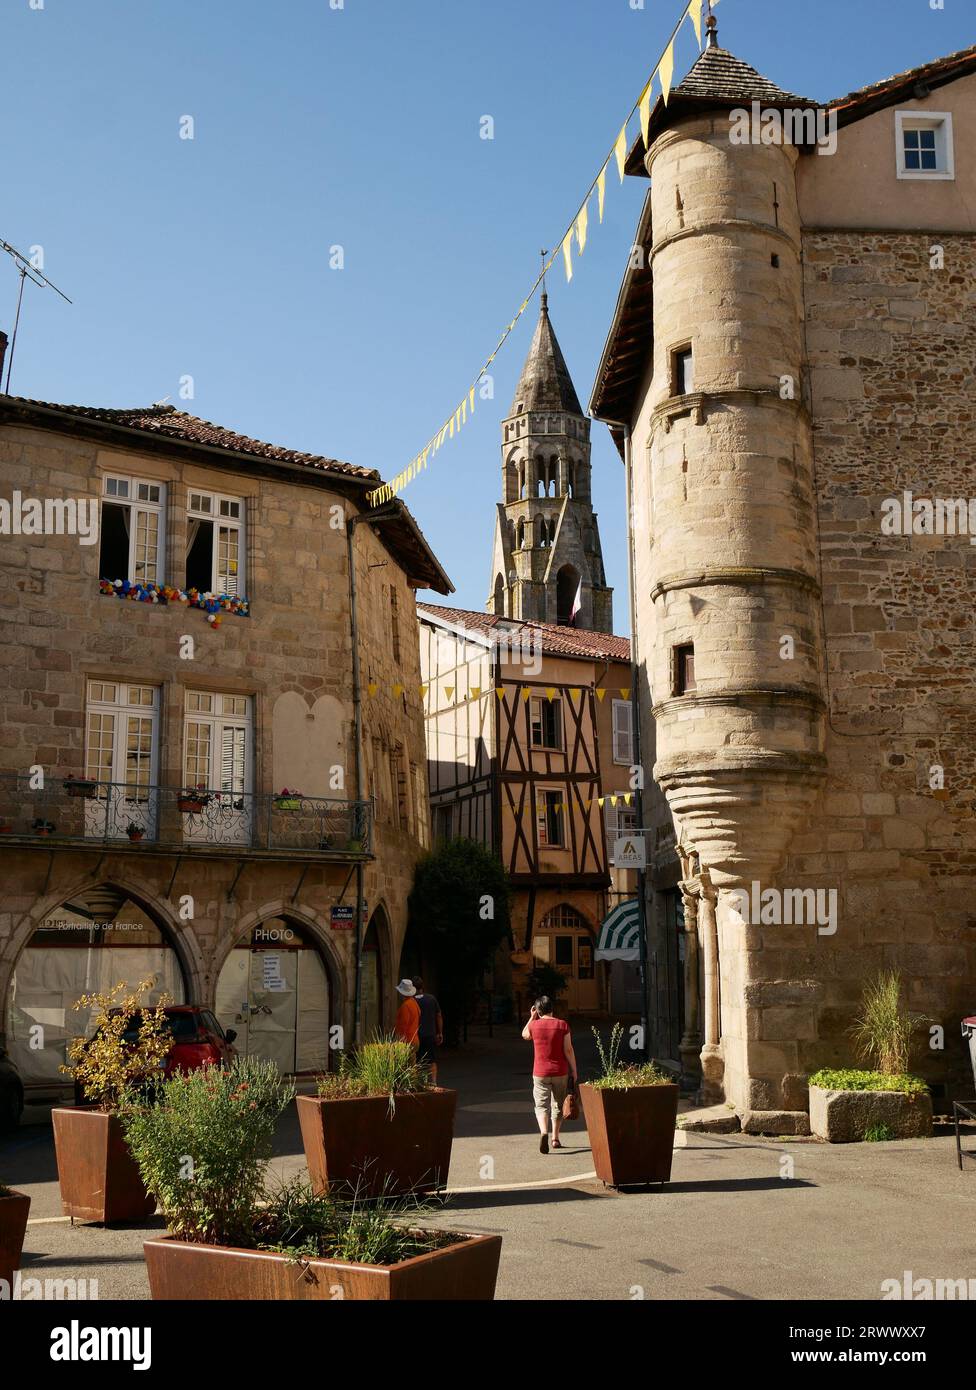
[706,9,718,47]
[0,331,7,391]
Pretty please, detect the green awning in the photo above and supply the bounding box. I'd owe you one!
[596,899,640,962]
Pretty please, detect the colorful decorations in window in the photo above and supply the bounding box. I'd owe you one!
[98,578,249,627]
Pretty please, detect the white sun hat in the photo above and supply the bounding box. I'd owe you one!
[396,978,417,996]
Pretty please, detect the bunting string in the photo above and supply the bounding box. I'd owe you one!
[367,0,712,507]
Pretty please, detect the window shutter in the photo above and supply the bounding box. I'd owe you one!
[536,791,549,846]
[612,700,633,763]
[220,724,247,795]
[216,524,240,595]
[605,800,618,858]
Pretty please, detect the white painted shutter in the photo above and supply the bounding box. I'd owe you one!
[220,724,247,796]
[612,700,634,763]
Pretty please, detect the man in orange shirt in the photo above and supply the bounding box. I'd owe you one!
[394,978,420,1050]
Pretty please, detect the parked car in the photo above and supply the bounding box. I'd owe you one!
[72,1006,237,1104]
[0,1045,24,1131]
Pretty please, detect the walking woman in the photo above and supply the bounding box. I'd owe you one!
[522,996,578,1153]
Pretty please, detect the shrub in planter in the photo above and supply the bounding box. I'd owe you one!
[808,973,934,1143]
[177,784,210,813]
[580,1024,679,1187]
[127,1063,495,1300]
[53,978,172,1223]
[273,788,302,811]
[0,1185,31,1291]
[64,776,98,799]
[297,1038,456,1198]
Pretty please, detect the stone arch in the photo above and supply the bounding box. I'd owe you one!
[516,517,526,549]
[556,564,581,626]
[210,899,344,999]
[493,572,506,616]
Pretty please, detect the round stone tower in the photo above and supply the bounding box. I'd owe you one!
[642,39,827,1115]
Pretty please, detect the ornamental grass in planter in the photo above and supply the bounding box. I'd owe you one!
[126,1060,495,1301]
[808,972,933,1143]
[0,1185,31,1291]
[53,977,172,1224]
[580,1024,679,1188]
[297,1037,456,1198]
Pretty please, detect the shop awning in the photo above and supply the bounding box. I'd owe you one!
[596,899,641,961]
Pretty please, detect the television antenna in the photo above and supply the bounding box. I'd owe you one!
[1,237,73,394]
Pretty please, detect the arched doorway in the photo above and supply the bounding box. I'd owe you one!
[532,904,598,1012]
[5,885,187,1100]
[556,565,581,626]
[360,909,387,1040]
[215,918,332,1074]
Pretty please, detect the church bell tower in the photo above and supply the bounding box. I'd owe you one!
[488,294,612,632]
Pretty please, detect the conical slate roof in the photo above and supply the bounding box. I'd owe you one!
[510,294,583,416]
[670,44,812,105]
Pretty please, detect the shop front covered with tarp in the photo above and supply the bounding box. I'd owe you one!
[5,886,186,1098]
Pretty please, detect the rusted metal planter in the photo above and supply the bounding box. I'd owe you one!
[296,1088,456,1197]
[143,1230,501,1300]
[580,1082,680,1187]
[0,1188,31,1288]
[51,1107,156,1224]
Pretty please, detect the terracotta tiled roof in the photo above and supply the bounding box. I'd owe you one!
[418,602,631,662]
[0,397,378,480]
[826,42,976,119]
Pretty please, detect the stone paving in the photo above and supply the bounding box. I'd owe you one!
[3,1023,975,1301]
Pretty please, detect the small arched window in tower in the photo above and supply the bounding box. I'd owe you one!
[672,344,694,396]
[539,516,550,549]
[519,463,527,499]
[517,518,526,550]
[493,573,506,616]
[556,565,581,627]
[673,643,696,696]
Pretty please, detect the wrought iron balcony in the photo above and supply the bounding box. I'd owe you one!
[0,774,371,859]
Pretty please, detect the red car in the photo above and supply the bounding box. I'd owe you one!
[73,1005,237,1102]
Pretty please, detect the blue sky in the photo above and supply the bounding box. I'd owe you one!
[2,0,970,621]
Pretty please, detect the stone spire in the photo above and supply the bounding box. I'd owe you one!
[509,294,583,417]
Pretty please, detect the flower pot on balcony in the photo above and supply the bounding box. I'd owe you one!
[177,799,207,814]
[296,1089,457,1198]
[143,1229,500,1301]
[0,1188,31,1289]
[346,837,363,853]
[580,1081,680,1187]
[274,798,301,811]
[51,1108,156,1224]
[64,778,98,799]
[127,830,145,842]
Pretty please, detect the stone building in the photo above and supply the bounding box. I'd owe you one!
[589,27,976,1130]
[0,389,451,1098]
[489,295,613,633]
[417,602,638,1015]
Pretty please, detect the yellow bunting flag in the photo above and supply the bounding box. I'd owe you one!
[659,39,675,105]
[420,685,428,699]
[392,683,403,698]
[624,793,633,805]
[614,124,628,181]
[619,688,630,701]
[470,686,481,700]
[521,688,532,702]
[595,688,607,702]
[575,202,588,256]
[495,687,506,700]
[639,79,652,147]
[469,387,475,413]
[570,688,581,700]
[688,0,702,47]
[597,163,607,223]
[561,230,573,283]
[444,686,455,701]
[545,687,557,700]
[598,797,605,808]
[367,682,378,698]
[610,795,618,808]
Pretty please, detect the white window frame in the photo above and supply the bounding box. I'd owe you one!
[187,490,245,595]
[536,786,566,848]
[611,699,634,765]
[84,681,160,838]
[100,474,166,583]
[183,691,253,797]
[895,110,954,181]
[530,696,563,751]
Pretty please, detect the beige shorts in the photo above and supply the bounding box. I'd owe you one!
[532,1073,568,1121]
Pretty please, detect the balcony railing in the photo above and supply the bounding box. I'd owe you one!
[0,775,371,857]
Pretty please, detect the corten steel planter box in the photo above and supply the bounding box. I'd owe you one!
[580,1082,680,1187]
[808,1085,933,1143]
[143,1230,501,1301]
[51,1107,156,1224]
[0,1188,31,1288]
[297,1088,457,1197]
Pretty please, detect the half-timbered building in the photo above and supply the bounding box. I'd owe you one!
[418,603,638,1014]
